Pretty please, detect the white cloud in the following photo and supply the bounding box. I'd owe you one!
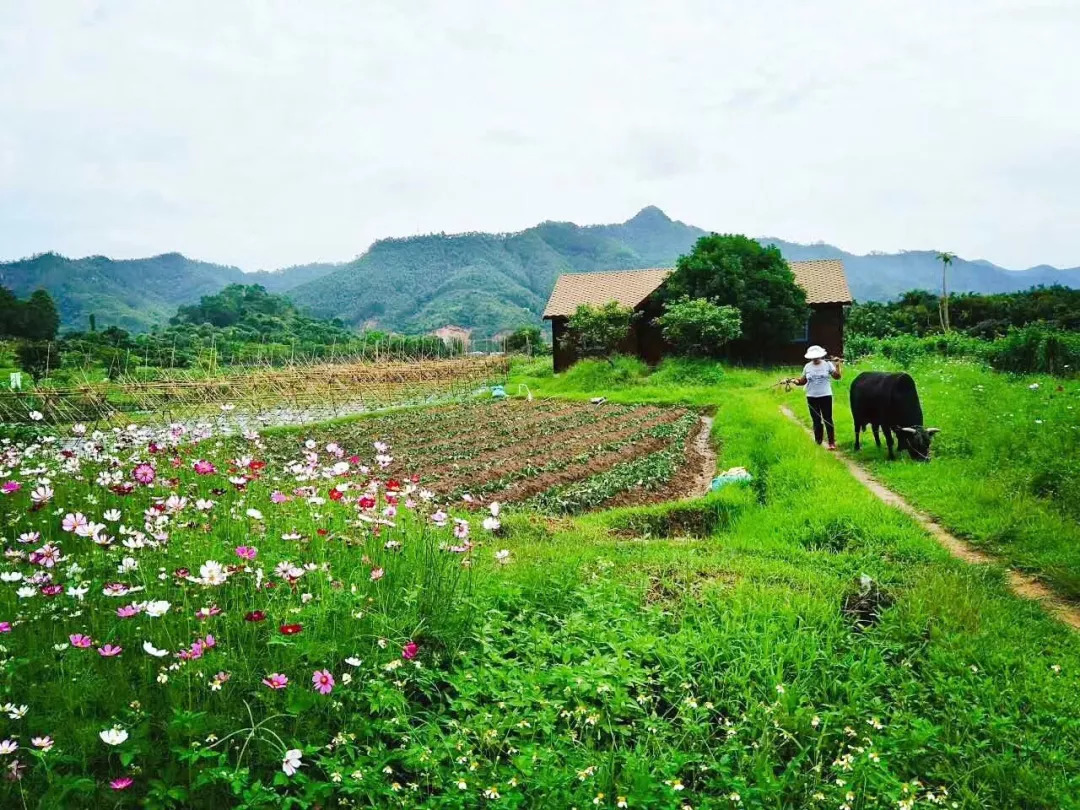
[1,0,1077,269]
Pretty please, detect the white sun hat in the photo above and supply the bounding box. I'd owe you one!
[804,345,828,360]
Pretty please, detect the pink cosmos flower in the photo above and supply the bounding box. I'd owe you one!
[270,491,290,504]
[110,777,133,790]
[263,673,289,690]
[235,546,258,561]
[62,512,89,534]
[402,641,419,660]
[0,481,20,495]
[132,463,156,485]
[0,623,10,633]
[40,584,63,597]
[453,520,470,540]
[370,567,384,582]
[193,459,216,475]
[98,644,123,657]
[116,604,142,618]
[69,633,93,648]
[311,669,335,695]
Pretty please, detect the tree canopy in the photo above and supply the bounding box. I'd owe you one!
[0,286,60,341]
[653,297,742,357]
[661,235,809,355]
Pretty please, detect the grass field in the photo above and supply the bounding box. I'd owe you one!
[778,355,1080,600]
[1,356,1079,808]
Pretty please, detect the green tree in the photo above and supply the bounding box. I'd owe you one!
[505,326,543,355]
[936,251,956,332]
[0,285,22,337]
[561,302,634,363]
[22,289,61,340]
[88,312,97,333]
[15,341,57,380]
[653,297,742,357]
[662,234,809,355]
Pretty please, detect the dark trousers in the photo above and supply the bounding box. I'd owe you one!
[807,395,835,444]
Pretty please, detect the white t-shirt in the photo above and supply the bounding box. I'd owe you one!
[803,360,835,398]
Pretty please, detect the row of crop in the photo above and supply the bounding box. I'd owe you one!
[438,414,689,501]
[525,412,699,514]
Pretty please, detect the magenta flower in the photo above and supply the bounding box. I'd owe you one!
[0,623,10,633]
[98,644,123,657]
[193,459,216,475]
[262,673,288,690]
[69,633,92,648]
[270,490,290,504]
[311,669,335,695]
[235,546,258,561]
[110,777,133,790]
[402,641,419,660]
[132,463,156,485]
[0,481,20,495]
[116,604,142,618]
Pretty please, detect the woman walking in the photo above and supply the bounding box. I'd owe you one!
[793,345,842,449]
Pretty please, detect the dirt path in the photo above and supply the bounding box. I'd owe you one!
[780,405,1080,630]
[688,415,717,497]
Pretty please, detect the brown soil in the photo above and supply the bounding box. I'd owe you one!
[780,405,1080,631]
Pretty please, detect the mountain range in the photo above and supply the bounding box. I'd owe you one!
[2,207,1078,336]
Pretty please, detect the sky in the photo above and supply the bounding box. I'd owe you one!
[2,0,1078,271]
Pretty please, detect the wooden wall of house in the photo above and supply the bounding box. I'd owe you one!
[777,304,846,364]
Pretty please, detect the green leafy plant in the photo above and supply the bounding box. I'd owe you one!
[561,301,635,364]
[654,297,741,357]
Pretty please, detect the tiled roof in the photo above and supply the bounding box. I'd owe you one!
[542,259,851,318]
[787,259,852,305]
[542,268,673,318]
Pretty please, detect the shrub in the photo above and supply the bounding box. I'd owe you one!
[561,302,636,364]
[983,326,1080,375]
[653,297,741,357]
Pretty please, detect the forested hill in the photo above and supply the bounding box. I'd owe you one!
[3,207,1079,336]
[0,252,339,333]
[286,206,707,336]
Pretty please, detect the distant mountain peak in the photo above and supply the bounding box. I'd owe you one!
[626,205,672,225]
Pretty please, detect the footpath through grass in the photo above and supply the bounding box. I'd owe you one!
[773,354,1080,600]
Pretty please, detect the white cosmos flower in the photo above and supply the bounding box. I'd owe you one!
[144,600,170,617]
[28,410,43,422]
[66,585,89,600]
[118,557,138,573]
[103,509,122,522]
[199,561,227,586]
[483,517,501,532]
[142,641,169,658]
[195,499,215,511]
[282,748,303,776]
[489,501,501,517]
[246,508,263,521]
[99,727,129,746]
[345,656,362,667]
[16,586,36,599]
[0,572,22,582]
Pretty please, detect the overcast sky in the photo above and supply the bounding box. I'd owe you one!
[2,0,1078,271]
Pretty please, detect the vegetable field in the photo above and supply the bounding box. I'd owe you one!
[265,400,710,514]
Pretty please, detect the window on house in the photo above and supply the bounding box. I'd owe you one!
[791,316,810,343]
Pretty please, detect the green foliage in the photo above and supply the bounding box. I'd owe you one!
[562,301,635,362]
[662,234,809,355]
[504,325,545,355]
[654,296,741,357]
[848,285,1080,339]
[14,340,59,380]
[0,286,60,340]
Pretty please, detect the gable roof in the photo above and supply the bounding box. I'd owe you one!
[542,259,851,318]
[542,268,673,318]
[787,259,852,305]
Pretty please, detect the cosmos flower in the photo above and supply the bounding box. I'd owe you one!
[99,727,129,746]
[143,641,169,658]
[282,748,303,776]
[235,546,258,561]
[110,777,134,790]
[402,641,419,660]
[69,633,93,648]
[311,669,335,695]
[132,463,156,485]
[279,623,303,636]
[263,673,289,690]
[98,644,123,657]
[30,737,53,752]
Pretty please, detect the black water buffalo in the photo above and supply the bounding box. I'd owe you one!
[850,371,940,460]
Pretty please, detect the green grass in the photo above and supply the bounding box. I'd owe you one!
[3,354,1080,807]
[775,354,1080,599]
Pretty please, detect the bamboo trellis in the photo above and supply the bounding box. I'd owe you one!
[0,356,510,428]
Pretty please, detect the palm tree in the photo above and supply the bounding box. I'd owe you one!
[936,252,956,332]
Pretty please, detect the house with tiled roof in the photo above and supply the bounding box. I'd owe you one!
[542,259,852,371]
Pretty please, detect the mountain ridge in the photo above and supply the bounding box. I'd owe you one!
[3,210,1078,336]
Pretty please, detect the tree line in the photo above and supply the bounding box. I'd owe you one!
[0,287,61,340]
